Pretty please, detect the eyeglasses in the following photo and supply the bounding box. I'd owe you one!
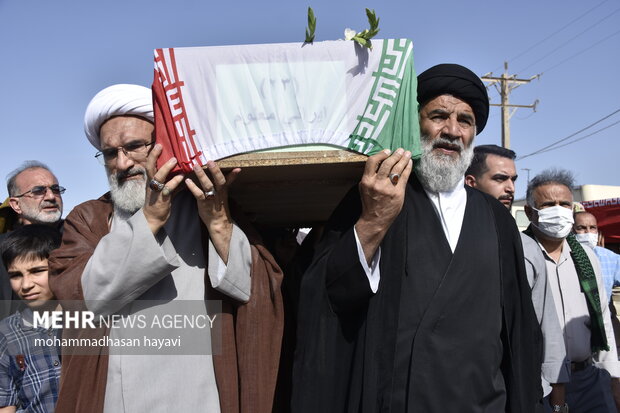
[13,184,66,198]
[95,142,154,165]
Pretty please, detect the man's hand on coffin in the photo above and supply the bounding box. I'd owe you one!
[143,144,185,235]
[185,162,241,264]
[355,148,413,264]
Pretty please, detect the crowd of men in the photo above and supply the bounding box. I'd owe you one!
[0,63,619,413]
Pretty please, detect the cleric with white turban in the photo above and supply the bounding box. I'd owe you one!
[47,80,273,413]
[84,84,154,150]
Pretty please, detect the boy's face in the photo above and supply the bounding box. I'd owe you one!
[8,256,55,309]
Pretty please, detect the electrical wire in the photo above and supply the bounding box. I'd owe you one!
[515,111,537,121]
[517,109,620,160]
[491,0,609,72]
[540,28,620,74]
[516,7,620,74]
[520,120,620,158]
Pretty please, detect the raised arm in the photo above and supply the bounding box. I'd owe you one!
[185,162,251,302]
[81,145,186,313]
[306,149,412,313]
[355,149,412,264]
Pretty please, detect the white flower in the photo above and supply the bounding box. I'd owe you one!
[344,28,357,41]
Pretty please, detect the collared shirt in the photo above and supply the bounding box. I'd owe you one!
[538,239,620,377]
[357,178,467,292]
[520,233,570,388]
[593,246,620,303]
[0,308,61,412]
[80,192,252,413]
[422,177,467,253]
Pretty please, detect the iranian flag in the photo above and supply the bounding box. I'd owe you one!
[152,40,420,174]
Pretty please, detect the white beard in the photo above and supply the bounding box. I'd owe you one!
[19,202,62,225]
[107,166,147,216]
[414,134,474,193]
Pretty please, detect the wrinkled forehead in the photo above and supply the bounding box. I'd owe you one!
[420,93,474,114]
[533,183,573,202]
[99,115,154,148]
[15,168,58,190]
[575,212,597,226]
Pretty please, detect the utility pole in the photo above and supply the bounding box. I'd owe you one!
[481,62,540,149]
[521,168,531,183]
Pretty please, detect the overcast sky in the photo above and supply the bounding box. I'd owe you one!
[1,0,619,213]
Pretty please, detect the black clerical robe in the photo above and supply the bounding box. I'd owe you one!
[292,176,542,413]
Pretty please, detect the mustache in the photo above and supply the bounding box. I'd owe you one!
[116,166,146,182]
[431,137,465,153]
[421,133,466,154]
[40,200,59,208]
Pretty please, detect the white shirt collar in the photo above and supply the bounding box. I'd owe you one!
[422,177,467,252]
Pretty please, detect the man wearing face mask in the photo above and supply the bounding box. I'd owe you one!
[523,168,620,413]
[574,211,620,305]
[465,151,570,409]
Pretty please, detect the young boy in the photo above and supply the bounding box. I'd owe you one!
[0,225,61,413]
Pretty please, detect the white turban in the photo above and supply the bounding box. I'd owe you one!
[84,84,154,150]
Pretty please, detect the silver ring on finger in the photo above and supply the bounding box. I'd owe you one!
[162,186,171,196]
[204,189,216,198]
[149,179,165,192]
[389,173,400,185]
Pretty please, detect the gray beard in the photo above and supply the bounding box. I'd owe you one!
[107,166,147,216]
[20,203,62,225]
[414,134,474,193]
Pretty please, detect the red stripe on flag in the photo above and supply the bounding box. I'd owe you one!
[153,48,203,174]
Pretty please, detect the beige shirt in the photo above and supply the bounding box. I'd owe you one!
[539,238,620,377]
[81,191,252,412]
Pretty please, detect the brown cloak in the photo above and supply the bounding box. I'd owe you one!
[49,193,284,413]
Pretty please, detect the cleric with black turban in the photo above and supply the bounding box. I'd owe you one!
[293,62,542,413]
[417,63,489,134]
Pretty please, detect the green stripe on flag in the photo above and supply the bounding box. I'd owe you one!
[347,39,421,159]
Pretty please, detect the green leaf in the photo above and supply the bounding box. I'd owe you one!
[343,8,380,49]
[366,8,378,30]
[352,36,367,47]
[305,7,316,43]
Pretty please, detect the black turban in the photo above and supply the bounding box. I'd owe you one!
[417,63,489,134]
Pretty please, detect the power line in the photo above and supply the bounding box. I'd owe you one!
[523,119,620,157]
[492,0,609,72]
[515,111,537,121]
[516,6,620,74]
[481,62,539,149]
[540,27,620,74]
[517,109,620,160]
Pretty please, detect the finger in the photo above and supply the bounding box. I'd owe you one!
[397,159,414,188]
[376,148,404,179]
[185,178,206,200]
[193,165,215,192]
[392,150,412,176]
[162,174,185,194]
[387,150,412,185]
[145,144,163,178]
[206,161,227,187]
[225,168,241,187]
[363,149,391,176]
[152,157,178,183]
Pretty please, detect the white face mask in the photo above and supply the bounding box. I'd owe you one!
[532,205,574,239]
[576,232,598,249]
